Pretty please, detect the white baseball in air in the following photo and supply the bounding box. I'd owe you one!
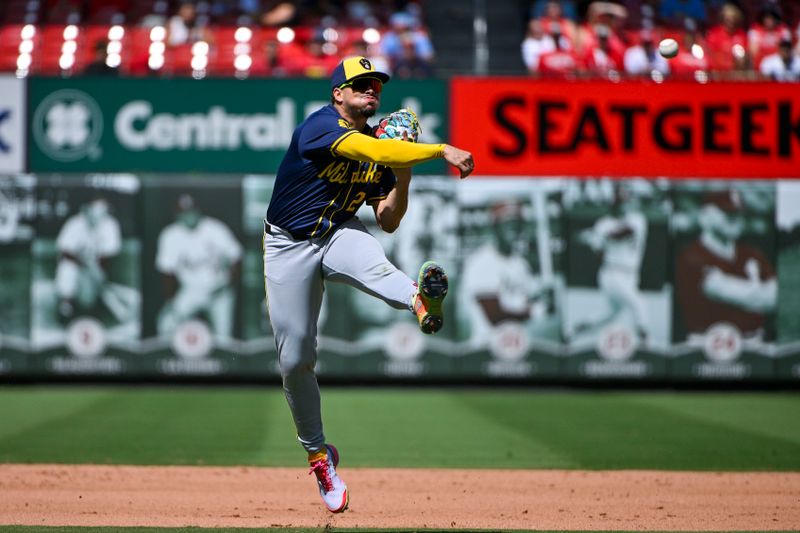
[658,38,679,59]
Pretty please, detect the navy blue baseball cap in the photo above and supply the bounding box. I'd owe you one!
[331,56,390,89]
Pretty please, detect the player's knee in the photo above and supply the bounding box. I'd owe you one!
[278,332,317,379]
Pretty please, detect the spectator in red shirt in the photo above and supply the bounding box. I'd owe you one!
[748,5,789,69]
[583,24,623,77]
[286,36,339,78]
[522,19,556,74]
[576,1,627,61]
[623,28,669,77]
[669,18,709,79]
[539,22,579,78]
[538,1,576,44]
[706,3,747,72]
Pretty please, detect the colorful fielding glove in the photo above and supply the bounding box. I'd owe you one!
[373,108,421,143]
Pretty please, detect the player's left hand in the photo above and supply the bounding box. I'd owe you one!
[373,108,421,143]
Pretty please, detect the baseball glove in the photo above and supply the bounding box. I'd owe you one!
[373,108,421,143]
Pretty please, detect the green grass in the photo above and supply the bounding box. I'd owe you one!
[0,387,798,470]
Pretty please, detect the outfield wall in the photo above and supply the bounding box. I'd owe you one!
[1,76,799,382]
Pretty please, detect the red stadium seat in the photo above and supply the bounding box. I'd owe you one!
[0,50,21,71]
[83,24,112,49]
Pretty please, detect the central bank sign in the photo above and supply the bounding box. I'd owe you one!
[29,78,447,173]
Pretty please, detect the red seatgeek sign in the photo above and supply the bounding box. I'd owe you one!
[450,78,800,178]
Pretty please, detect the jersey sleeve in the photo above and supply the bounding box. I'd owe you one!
[464,247,502,297]
[298,112,356,160]
[747,246,776,281]
[209,218,243,262]
[366,166,397,202]
[592,217,614,239]
[98,217,122,257]
[56,218,80,253]
[155,226,178,274]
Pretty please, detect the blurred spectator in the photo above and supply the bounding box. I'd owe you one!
[759,33,800,81]
[537,1,576,43]
[167,2,213,46]
[89,0,129,24]
[138,0,169,28]
[351,40,391,76]
[344,0,379,27]
[797,21,800,57]
[292,36,339,78]
[393,41,434,78]
[538,22,579,77]
[576,2,627,62]
[250,40,288,77]
[83,41,119,76]
[238,0,262,17]
[528,0,578,21]
[260,1,299,27]
[622,0,659,30]
[706,3,747,71]
[623,29,669,76]
[669,18,709,79]
[584,24,623,76]
[658,0,707,26]
[45,0,83,24]
[748,5,789,69]
[522,19,556,73]
[380,11,434,77]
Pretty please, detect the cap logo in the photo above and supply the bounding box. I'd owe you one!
[359,58,372,70]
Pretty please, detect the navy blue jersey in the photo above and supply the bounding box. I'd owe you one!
[266,105,396,239]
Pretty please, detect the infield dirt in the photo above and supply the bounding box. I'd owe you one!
[1,464,798,531]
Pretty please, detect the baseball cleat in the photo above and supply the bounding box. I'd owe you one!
[413,261,448,334]
[309,444,348,513]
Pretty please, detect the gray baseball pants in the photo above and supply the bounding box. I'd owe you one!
[263,217,417,453]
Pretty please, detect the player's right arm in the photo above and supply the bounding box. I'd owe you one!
[371,167,410,233]
[702,267,777,313]
[334,132,475,178]
[155,227,180,299]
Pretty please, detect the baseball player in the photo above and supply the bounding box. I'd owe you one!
[55,197,122,323]
[263,56,473,513]
[462,201,549,348]
[156,194,243,339]
[571,187,650,341]
[675,189,777,339]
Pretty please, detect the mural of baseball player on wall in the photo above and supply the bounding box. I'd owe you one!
[671,181,776,379]
[55,196,123,324]
[563,178,671,379]
[461,200,554,347]
[455,179,564,378]
[675,189,777,340]
[140,179,246,376]
[570,185,650,342]
[155,193,243,341]
[30,174,141,373]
